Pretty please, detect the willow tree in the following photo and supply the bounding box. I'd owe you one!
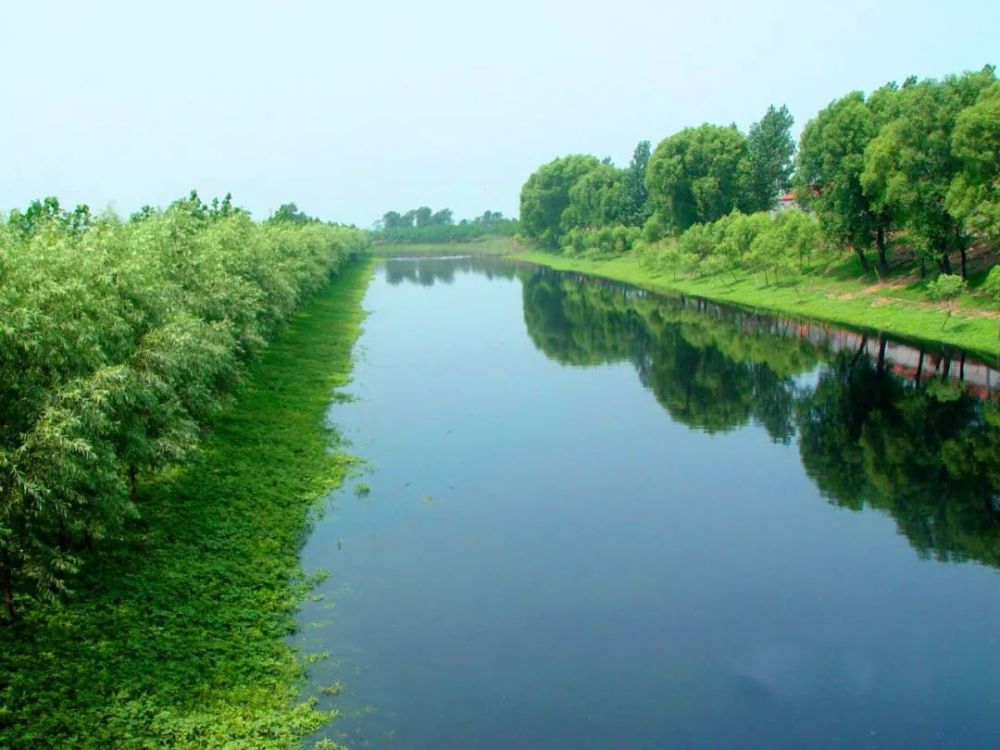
[946,80,1000,249]
[795,91,895,274]
[0,195,368,620]
[519,154,602,249]
[745,104,796,212]
[646,124,751,233]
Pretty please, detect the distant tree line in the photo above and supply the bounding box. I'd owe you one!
[0,193,368,620]
[519,64,999,288]
[374,207,519,243]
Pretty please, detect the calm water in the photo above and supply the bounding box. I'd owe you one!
[297,256,1000,749]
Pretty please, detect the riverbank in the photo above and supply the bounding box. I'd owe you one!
[512,250,1000,360]
[372,235,519,257]
[0,260,373,749]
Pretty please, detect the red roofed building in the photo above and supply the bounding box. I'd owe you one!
[776,192,798,212]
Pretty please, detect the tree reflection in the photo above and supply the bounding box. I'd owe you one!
[518,267,1000,568]
[521,271,812,440]
[799,355,1000,566]
[384,256,516,287]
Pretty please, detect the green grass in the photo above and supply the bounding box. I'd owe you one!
[513,250,1000,361]
[372,235,519,257]
[0,260,373,749]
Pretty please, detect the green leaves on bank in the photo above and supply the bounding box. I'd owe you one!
[0,194,369,620]
[0,261,371,749]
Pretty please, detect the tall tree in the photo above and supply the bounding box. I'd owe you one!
[382,210,404,229]
[646,124,751,232]
[862,67,996,277]
[746,104,795,211]
[414,206,433,228]
[430,208,454,226]
[562,162,625,231]
[270,202,311,224]
[519,154,602,249]
[619,140,653,226]
[795,91,894,273]
[946,79,1000,249]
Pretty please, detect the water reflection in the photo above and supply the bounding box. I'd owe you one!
[384,256,517,287]
[518,267,1000,569]
[300,256,1000,749]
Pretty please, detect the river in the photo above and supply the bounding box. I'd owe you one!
[296,255,1000,749]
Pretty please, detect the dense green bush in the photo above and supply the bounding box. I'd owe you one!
[983,265,1000,308]
[0,194,369,618]
[562,225,641,256]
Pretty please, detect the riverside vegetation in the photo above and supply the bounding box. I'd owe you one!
[0,194,370,748]
[372,207,519,257]
[516,65,1000,356]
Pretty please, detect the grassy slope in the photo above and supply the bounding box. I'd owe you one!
[0,260,373,749]
[372,235,519,257]
[513,250,1000,360]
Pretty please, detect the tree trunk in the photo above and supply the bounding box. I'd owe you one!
[855,247,870,273]
[940,254,953,275]
[959,247,968,279]
[2,548,14,623]
[850,336,869,368]
[915,348,924,385]
[876,228,889,275]
[876,335,888,375]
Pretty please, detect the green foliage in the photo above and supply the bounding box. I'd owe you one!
[946,80,1000,247]
[646,124,751,232]
[520,63,998,282]
[927,274,968,302]
[927,273,968,328]
[562,225,641,256]
[562,162,626,232]
[270,202,316,224]
[519,154,602,248]
[618,140,654,227]
[647,210,822,284]
[376,208,516,243]
[983,265,1000,307]
[0,261,371,748]
[0,196,369,619]
[795,90,893,273]
[862,67,996,276]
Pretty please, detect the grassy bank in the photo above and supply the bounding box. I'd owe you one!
[0,260,373,749]
[513,250,1000,360]
[372,235,519,257]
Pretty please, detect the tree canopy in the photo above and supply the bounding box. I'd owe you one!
[0,195,369,619]
[646,124,751,232]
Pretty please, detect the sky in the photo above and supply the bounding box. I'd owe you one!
[1,0,997,228]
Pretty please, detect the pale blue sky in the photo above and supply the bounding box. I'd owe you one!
[1,1,996,227]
